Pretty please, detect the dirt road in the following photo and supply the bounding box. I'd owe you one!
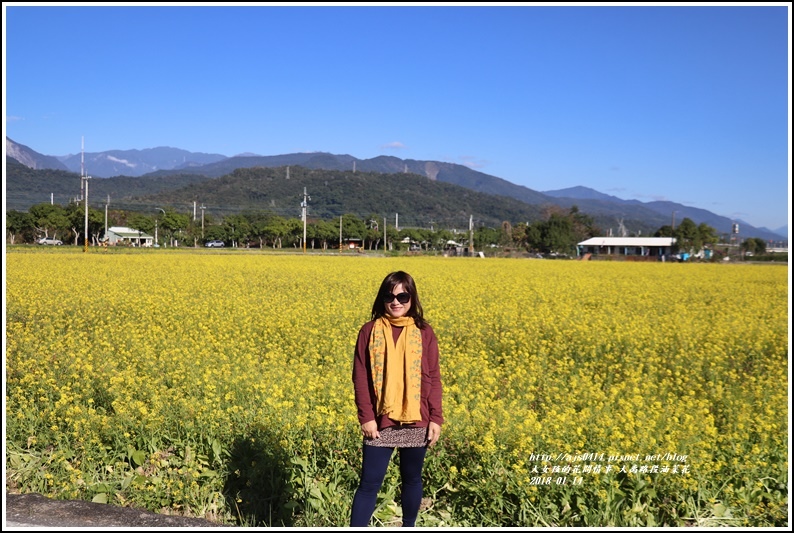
[4,492,230,528]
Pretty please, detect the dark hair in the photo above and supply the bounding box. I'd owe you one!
[371,271,427,328]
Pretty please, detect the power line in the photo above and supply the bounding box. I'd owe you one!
[8,194,483,230]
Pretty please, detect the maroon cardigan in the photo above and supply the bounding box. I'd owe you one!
[352,320,444,430]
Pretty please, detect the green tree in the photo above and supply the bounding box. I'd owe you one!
[674,218,700,253]
[398,228,423,251]
[697,223,720,248]
[433,228,455,251]
[183,217,205,247]
[384,225,400,251]
[569,205,601,242]
[264,215,289,248]
[203,224,227,243]
[284,218,303,248]
[308,219,337,250]
[362,215,383,250]
[223,214,252,247]
[6,210,35,244]
[525,222,543,252]
[653,220,719,257]
[741,237,766,257]
[540,213,576,254]
[127,213,155,235]
[65,202,104,246]
[474,226,501,250]
[28,203,70,242]
[416,228,436,251]
[654,225,675,238]
[341,214,367,240]
[364,225,383,250]
[158,210,191,247]
[243,210,278,248]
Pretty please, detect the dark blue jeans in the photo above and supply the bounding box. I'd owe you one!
[350,445,427,527]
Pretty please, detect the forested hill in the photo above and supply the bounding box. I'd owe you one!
[121,166,548,229]
[6,158,785,240]
[5,157,213,211]
[143,152,554,208]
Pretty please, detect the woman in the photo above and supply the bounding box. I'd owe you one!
[350,271,443,527]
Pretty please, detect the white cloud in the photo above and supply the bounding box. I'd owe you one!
[6,116,24,122]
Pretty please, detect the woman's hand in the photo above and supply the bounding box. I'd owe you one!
[361,420,380,439]
[426,421,441,447]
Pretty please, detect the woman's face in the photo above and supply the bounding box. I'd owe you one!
[385,282,412,319]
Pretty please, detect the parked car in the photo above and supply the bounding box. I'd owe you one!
[37,237,63,245]
[205,240,225,248]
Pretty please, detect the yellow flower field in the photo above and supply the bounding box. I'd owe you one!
[5,249,789,526]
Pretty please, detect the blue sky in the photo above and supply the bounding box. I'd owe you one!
[3,3,791,232]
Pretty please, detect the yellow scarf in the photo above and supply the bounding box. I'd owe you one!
[368,315,423,424]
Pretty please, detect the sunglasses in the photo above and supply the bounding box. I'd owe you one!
[383,292,411,304]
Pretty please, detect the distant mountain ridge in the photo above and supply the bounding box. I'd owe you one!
[6,138,70,172]
[543,186,788,240]
[5,137,787,241]
[56,146,227,178]
[543,185,644,205]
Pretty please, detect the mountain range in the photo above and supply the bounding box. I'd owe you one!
[5,137,787,241]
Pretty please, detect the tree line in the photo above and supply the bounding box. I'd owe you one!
[7,201,747,256]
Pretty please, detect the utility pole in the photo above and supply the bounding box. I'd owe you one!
[671,210,677,231]
[383,217,387,251]
[81,137,91,253]
[200,205,206,239]
[104,195,109,244]
[80,137,85,201]
[395,213,399,231]
[339,215,343,252]
[83,175,90,252]
[301,187,310,253]
[469,215,474,255]
[193,201,197,222]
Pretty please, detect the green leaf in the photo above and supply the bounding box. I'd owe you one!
[211,439,222,461]
[91,482,112,493]
[713,503,730,518]
[131,449,147,467]
[92,493,108,504]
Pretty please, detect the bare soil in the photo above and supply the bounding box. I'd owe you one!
[4,492,231,528]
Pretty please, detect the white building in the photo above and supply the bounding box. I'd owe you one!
[577,237,676,259]
[106,226,154,247]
